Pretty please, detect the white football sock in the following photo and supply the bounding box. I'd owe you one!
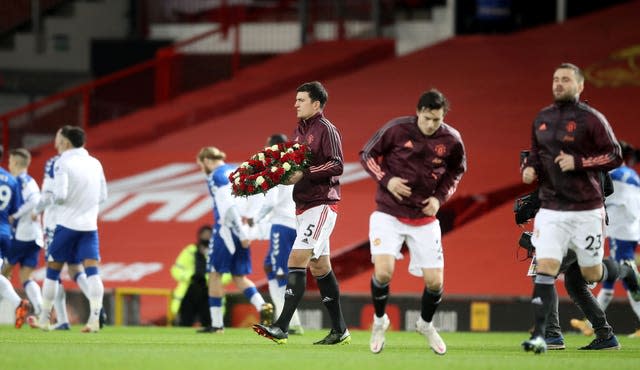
[597,288,614,310]
[0,275,20,308]
[627,291,640,321]
[54,281,69,325]
[75,272,90,299]
[268,279,285,319]
[87,274,104,324]
[290,309,302,328]
[24,280,43,316]
[40,278,58,325]
[249,291,266,311]
[210,306,223,328]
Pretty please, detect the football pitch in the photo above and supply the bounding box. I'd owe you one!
[1,326,639,370]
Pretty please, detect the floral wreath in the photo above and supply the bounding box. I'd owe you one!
[229,141,311,196]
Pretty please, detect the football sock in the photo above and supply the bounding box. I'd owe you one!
[619,261,640,292]
[40,277,58,325]
[597,288,614,310]
[24,280,43,316]
[243,286,266,311]
[208,297,223,328]
[627,291,640,320]
[316,270,347,334]
[86,272,104,324]
[371,275,389,318]
[274,267,306,332]
[0,275,20,307]
[74,271,90,299]
[268,279,285,319]
[421,288,442,323]
[54,280,69,325]
[531,273,556,338]
[290,309,302,328]
[269,279,301,327]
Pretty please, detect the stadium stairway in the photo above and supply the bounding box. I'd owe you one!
[23,1,640,323]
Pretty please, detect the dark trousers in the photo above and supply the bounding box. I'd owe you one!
[545,251,612,338]
[178,281,211,327]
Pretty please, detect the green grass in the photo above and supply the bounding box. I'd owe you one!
[1,326,639,370]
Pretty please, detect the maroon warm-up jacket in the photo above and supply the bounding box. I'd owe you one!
[527,99,622,211]
[359,115,467,220]
[292,112,344,211]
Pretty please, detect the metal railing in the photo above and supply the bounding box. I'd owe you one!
[0,0,400,151]
[0,12,244,152]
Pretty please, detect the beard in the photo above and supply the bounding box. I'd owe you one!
[553,90,577,103]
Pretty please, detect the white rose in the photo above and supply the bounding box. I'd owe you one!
[271,145,279,151]
[271,166,278,172]
[287,148,294,153]
[280,151,287,157]
[293,143,300,149]
[255,176,265,185]
[282,162,291,171]
[241,161,249,168]
[258,153,265,161]
[234,177,241,185]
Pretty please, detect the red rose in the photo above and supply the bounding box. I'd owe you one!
[230,140,310,196]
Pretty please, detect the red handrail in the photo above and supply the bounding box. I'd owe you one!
[1,0,299,149]
[0,18,237,149]
[1,58,158,122]
[172,25,222,50]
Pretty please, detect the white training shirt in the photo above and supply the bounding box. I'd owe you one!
[207,163,248,241]
[605,165,640,241]
[256,184,296,229]
[39,155,60,230]
[51,148,107,231]
[11,172,43,245]
[235,193,271,240]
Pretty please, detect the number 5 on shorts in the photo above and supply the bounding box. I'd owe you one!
[304,224,316,237]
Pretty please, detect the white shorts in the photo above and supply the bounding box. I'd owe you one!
[369,211,443,276]
[292,205,337,259]
[532,207,606,267]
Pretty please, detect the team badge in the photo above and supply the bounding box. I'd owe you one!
[566,121,576,132]
[434,144,446,156]
[373,238,381,246]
